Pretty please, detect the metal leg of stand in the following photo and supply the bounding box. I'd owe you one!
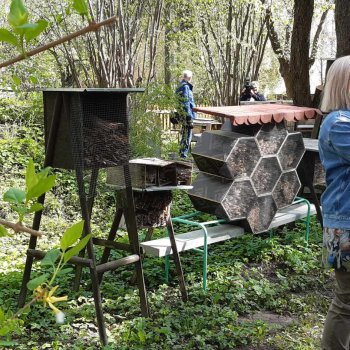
[166,218,188,302]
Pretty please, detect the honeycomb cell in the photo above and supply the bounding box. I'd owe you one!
[188,172,233,219]
[278,132,305,171]
[246,195,277,234]
[272,170,301,209]
[251,156,282,195]
[226,137,261,179]
[222,179,257,220]
[256,122,287,155]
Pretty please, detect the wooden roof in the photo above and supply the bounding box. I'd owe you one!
[193,104,322,125]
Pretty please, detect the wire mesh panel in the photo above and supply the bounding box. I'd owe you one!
[43,89,139,170]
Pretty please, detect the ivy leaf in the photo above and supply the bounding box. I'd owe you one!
[0,225,10,237]
[41,249,60,267]
[0,28,18,46]
[60,221,85,251]
[63,234,91,263]
[27,274,49,291]
[72,0,89,16]
[8,0,29,28]
[3,188,26,204]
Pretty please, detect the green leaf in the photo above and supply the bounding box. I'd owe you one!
[26,174,56,201]
[41,249,60,267]
[0,225,10,237]
[12,75,20,86]
[3,188,26,204]
[57,267,73,276]
[28,202,43,213]
[8,0,29,28]
[0,340,17,346]
[72,0,89,16]
[25,159,37,191]
[27,274,49,291]
[23,20,48,41]
[29,75,38,84]
[63,234,91,263]
[0,28,18,46]
[60,220,85,251]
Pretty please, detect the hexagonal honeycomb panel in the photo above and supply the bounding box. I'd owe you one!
[272,170,301,208]
[221,179,257,220]
[189,123,306,234]
[256,122,287,155]
[192,131,261,179]
[246,195,277,233]
[278,132,305,171]
[251,156,281,195]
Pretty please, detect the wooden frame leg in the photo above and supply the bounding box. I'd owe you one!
[166,218,188,302]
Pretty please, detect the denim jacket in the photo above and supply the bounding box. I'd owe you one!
[319,109,350,229]
[175,80,197,120]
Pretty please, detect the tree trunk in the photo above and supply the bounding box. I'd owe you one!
[289,0,313,106]
[335,0,350,57]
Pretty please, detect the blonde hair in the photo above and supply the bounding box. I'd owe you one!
[321,56,350,112]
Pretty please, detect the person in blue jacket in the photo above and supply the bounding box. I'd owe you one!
[319,55,350,349]
[176,70,197,158]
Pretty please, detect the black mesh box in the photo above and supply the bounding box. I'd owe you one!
[43,88,144,170]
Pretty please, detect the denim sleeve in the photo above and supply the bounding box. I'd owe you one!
[329,119,350,163]
[181,85,191,117]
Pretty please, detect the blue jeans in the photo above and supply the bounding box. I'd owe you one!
[179,125,192,158]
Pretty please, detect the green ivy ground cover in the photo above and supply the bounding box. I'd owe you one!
[0,121,332,349]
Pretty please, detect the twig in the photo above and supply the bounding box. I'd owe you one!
[0,218,43,237]
[0,16,117,69]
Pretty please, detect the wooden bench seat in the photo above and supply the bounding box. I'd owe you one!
[140,202,317,258]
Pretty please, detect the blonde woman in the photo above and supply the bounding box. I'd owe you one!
[319,55,350,350]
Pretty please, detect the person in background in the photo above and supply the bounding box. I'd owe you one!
[240,81,266,102]
[176,70,197,158]
[319,55,350,350]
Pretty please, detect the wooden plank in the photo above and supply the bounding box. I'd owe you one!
[141,202,317,257]
[269,203,316,229]
[140,224,244,257]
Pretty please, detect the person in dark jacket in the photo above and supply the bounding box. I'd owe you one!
[319,55,350,350]
[240,81,266,102]
[175,70,197,158]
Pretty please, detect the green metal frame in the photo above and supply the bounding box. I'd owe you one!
[269,196,311,246]
[166,196,312,291]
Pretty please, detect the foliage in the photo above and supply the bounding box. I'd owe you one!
[0,0,48,55]
[0,158,91,345]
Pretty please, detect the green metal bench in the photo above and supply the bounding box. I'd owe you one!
[140,197,316,290]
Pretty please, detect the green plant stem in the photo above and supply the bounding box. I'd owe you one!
[48,252,65,287]
[14,297,37,318]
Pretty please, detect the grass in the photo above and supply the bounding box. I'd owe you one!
[0,122,333,349]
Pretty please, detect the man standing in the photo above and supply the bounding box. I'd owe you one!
[176,70,196,158]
